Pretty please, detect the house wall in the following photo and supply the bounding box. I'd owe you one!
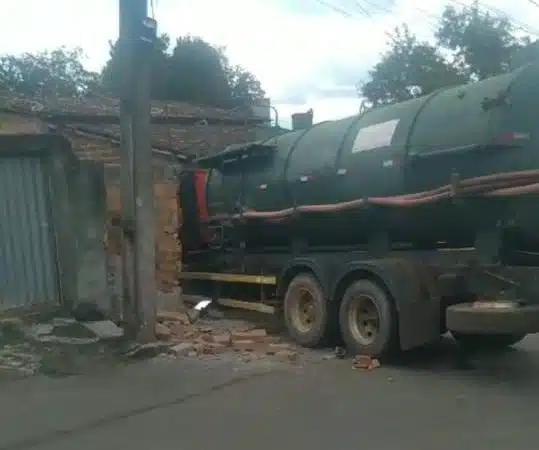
[0,134,111,315]
[0,115,263,296]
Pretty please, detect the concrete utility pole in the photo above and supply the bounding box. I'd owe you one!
[118,0,157,343]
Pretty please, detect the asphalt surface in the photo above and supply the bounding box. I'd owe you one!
[2,334,539,450]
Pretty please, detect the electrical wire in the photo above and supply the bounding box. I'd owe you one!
[332,0,539,38]
[350,0,372,17]
[449,0,539,37]
[312,0,402,43]
[313,0,355,17]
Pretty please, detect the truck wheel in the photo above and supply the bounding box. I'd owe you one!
[451,332,526,350]
[339,279,398,358]
[283,273,329,348]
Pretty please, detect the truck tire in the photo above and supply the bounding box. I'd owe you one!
[451,332,526,350]
[283,273,330,348]
[339,279,398,358]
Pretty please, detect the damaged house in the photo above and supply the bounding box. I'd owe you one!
[0,91,281,293]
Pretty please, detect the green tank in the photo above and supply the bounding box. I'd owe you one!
[198,61,539,250]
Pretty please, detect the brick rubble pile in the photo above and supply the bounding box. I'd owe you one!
[155,311,299,361]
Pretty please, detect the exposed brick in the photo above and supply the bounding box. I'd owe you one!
[155,323,171,340]
[169,342,195,356]
[193,343,206,354]
[157,311,189,323]
[200,333,214,343]
[353,355,380,371]
[182,329,197,340]
[353,355,372,369]
[231,339,257,352]
[201,343,226,355]
[213,333,232,346]
[231,329,267,342]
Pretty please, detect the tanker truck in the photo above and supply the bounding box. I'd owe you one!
[177,60,539,358]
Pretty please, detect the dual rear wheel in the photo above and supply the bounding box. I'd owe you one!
[283,272,526,356]
[283,273,397,357]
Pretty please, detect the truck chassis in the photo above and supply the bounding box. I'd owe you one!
[179,240,539,358]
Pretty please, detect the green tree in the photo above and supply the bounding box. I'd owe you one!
[359,2,536,105]
[100,33,171,99]
[436,2,523,80]
[226,64,266,108]
[361,25,466,106]
[0,35,266,109]
[100,34,266,108]
[0,47,98,98]
[167,36,231,107]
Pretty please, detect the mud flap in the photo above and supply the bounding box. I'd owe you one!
[376,259,442,350]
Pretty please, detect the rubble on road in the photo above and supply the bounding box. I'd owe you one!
[82,321,124,340]
[123,342,172,359]
[0,315,129,379]
[352,355,380,371]
[155,310,300,362]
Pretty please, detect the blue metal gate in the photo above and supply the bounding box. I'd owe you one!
[0,156,60,310]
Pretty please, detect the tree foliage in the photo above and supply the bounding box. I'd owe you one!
[101,34,266,108]
[436,3,522,79]
[0,35,266,109]
[0,47,99,98]
[101,33,171,100]
[361,25,466,105]
[360,1,537,106]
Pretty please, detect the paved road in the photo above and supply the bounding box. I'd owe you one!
[2,334,539,450]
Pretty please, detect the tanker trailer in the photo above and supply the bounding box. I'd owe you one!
[178,60,539,358]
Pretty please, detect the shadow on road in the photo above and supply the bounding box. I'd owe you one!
[216,305,539,387]
[391,335,539,390]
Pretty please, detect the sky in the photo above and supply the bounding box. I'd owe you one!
[1,0,538,128]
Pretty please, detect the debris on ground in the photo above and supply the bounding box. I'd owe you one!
[154,310,300,362]
[334,346,347,359]
[82,320,124,340]
[352,355,380,371]
[0,315,129,379]
[123,341,172,359]
[0,305,348,380]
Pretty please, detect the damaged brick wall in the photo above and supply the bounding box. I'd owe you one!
[106,181,182,293]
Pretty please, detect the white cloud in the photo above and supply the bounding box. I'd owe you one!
[0,0,537,125]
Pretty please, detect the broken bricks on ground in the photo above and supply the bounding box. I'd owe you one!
[155,311,299,361]
[0,312,381,371]
[154,310,381,370]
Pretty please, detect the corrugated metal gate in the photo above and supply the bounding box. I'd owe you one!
[0,156,60,310]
